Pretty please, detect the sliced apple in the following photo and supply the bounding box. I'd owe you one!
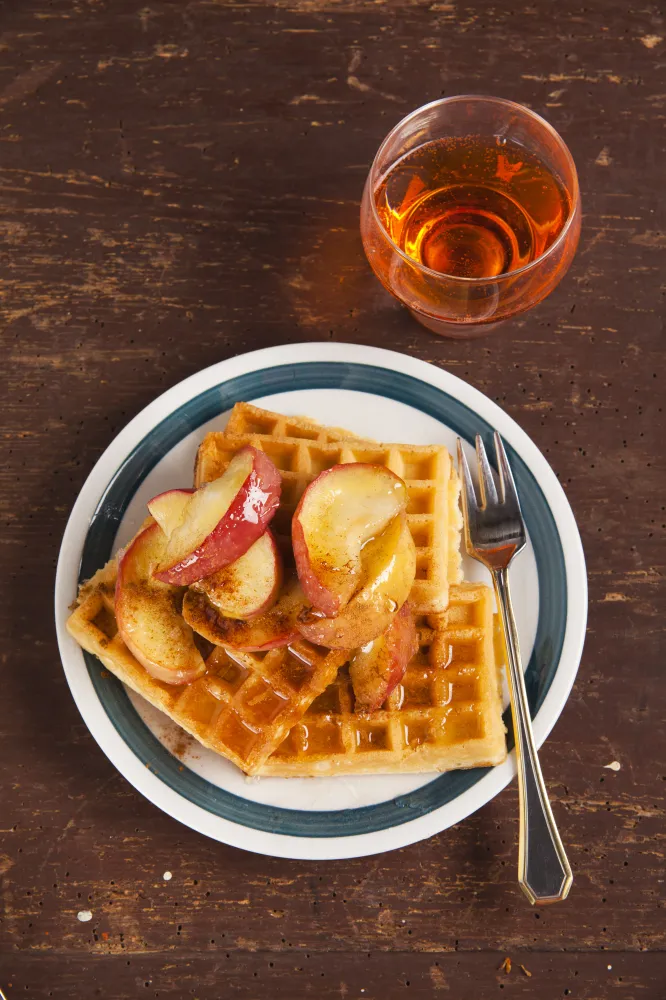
[182,575,305,652]
[292,463,409,616]
[190,529,282,620]
[115,521,206,685]
[349,602,418,713]
[147,488,194,536]
[296,511,416,649]
[153,445,281,586]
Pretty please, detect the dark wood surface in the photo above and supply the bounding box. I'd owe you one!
[1,0,664,996]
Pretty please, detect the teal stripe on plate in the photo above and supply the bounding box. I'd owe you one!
[79,363,566,837]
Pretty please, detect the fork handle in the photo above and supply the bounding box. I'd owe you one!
[493,567,573,905]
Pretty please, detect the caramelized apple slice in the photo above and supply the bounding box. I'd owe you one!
[154,445,281,586]
[349,602,418,712]
[182,575,305,652]
[115,522,205,685]
[147,488,194,536]
[190,530,282,620]
[292,463,409,615]
[296,511,416,649]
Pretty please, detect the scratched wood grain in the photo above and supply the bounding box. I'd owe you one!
[0,0,664,996]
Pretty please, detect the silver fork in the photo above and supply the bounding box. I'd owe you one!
[457,432,573,905]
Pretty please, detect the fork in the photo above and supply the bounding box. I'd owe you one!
[457,432,573,905]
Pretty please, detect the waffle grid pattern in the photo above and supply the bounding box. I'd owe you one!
[261,583,506,776]
[225,401,370,444]
[195,403,463,613]
[67,561,346,775]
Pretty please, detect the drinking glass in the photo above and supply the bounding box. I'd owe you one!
[360,96,581,338]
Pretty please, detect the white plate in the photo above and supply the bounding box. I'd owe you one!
[54,343,586,859]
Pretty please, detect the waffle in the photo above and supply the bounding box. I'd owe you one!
[196,403,463,613]
[260,583,506,776]
[224,401,369,443]
[66,561,347,775]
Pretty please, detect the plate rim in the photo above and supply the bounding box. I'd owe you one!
[54,343,587,860]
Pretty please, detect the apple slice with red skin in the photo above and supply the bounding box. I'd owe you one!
[182,575,305,652]
[292,463,409,616]
[153,446,281,586]
[149,488,282,618]
[296,511,416,650]
[190,529,282,620]
[147,488,194,536]
[349,602,418,713]
[115,521,206,685]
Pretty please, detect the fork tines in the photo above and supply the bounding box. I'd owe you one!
[457,432,522,516]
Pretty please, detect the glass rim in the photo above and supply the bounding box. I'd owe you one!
[367,94,581,286]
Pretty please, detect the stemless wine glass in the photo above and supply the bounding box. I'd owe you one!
[360,96,581,338]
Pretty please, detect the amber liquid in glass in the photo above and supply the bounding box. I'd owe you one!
[375,136,571,280]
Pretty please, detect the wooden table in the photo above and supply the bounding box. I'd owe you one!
[1,1,664,996]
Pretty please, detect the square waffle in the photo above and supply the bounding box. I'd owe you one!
[260,583,507,776]
[195,402,463,613]
[66,561,347,775]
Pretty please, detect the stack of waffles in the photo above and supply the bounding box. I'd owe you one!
[67,402,507,777]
